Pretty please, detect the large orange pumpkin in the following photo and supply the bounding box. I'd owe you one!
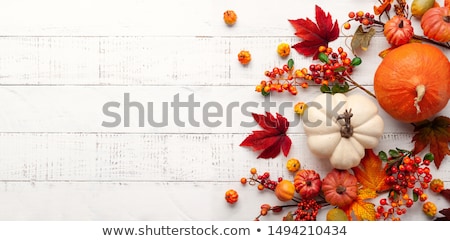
[374,43,450,123]
[421,7,450,43]
[322,169,357,208]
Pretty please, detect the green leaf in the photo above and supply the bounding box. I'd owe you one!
[330,83,350,94]
[331,84,341,93]
[389,149,400,158]
[424,153,434,162]
[413,192,419,202]
[318,52,329,63]
[287,59,294,70]
[350,56,362,66]
[378,151,388,162]
[320,84,331,93]
[333,66,346,72]
[261,88,270,96]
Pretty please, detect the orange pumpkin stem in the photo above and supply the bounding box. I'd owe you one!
[414,84,426,114]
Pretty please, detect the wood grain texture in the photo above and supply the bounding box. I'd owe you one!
[0,0,448,221]
[0,181,449,221]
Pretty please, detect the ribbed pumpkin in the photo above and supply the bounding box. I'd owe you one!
[374,43,450,123]
[294,169,322,199]
[322,169,357,208]
[421,7,450,43]
[383,15,414,46]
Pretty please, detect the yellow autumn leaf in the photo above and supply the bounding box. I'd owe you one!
[352,149,390,192]
[343,188,377,221]
[351,200,376,221]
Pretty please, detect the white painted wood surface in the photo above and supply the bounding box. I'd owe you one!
[0,0,448,221]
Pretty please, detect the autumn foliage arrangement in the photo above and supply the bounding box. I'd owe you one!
[226,0,450,221]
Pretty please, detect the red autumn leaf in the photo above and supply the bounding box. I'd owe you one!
[441,189,450,202]
[351,149,390,193]
[412,116,450,169]
[240,112,291,159]
[288,5,339,59]
[435,208,450,221]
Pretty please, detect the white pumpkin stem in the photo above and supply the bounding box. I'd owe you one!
[414,84,426,114]
[337,109,353,138]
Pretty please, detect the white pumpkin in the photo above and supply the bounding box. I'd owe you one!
[302,93,384,170]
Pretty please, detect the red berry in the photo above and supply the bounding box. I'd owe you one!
[406,199,413,208]
[380,198,387,205]
[414,156,422,164]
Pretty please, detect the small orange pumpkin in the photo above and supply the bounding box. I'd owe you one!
[374,43,450,123]
[322,169,357,208]
[294,169,322,199]
[421,7,450,42]
[384,15,414,46]
[274,179,296,202]
[225,189,239,204]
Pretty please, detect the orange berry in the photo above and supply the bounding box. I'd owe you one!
[343,22,351,30]
[257,184,265,191]
[318,45,327,52]
[240,177,247,184]
[361,18,370,25]
[255,85,262,92]
[295,69,305,78]
[356,11,364,17]
[301,82,309,88]
[348,12,356,18]
[250,167,257,175]
[419,193,428,202]
[238,50,251,65]
[223,10,237,26]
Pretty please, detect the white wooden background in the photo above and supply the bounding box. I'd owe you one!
[0,0,448,221]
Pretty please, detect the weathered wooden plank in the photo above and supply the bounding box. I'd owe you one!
[0,36,394,85]
[0,85,432,133]
[0,133,448,182]
[0,181,448,221]
[0,0,378,37]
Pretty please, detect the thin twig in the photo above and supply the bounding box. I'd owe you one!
[345,76,377,99]
[412,35,450,49]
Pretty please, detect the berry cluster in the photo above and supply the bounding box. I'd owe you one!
[344,11,377,29]
[293,199,321,221]
[243,168,281,191]
[255,46,361,96]
[376,150,435,220]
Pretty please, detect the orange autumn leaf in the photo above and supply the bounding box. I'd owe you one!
[446,0,450,8]
[352,149,390,192]
[374,0,394,15]
[343,188,377,221]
